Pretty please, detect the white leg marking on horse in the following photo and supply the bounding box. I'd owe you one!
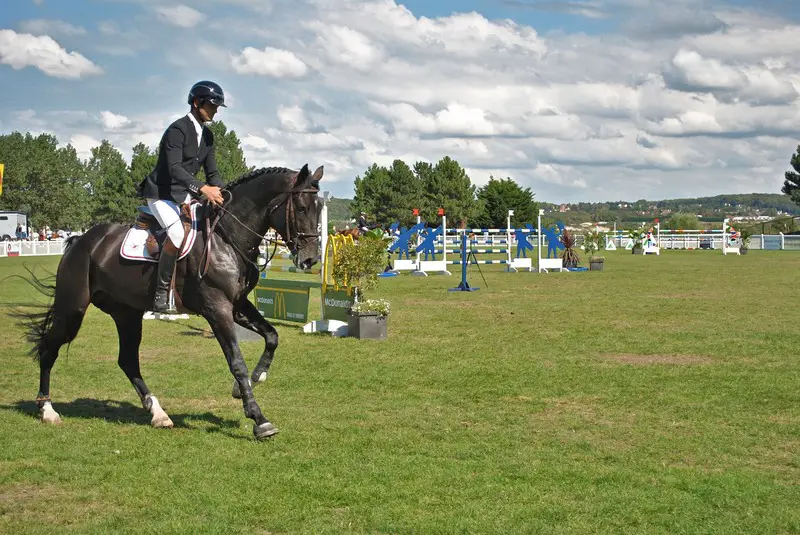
[40,402,62,425]
[147,395,174,428]
[256,372,267,383]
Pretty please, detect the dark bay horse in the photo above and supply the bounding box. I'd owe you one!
[23,165,323,440]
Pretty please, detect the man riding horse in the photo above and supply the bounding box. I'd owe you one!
[22,78,325,440]
[137,80,227,314]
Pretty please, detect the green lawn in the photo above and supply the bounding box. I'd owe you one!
[0,250,798,534]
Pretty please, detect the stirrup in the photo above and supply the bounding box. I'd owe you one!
[152,292,177,314]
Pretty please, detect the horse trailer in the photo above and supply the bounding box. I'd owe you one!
[0,211,28,241]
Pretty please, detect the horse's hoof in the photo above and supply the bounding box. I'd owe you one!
[41,413,62,425]
[151,415,174,428]
[254,371,268,383]
[40,403,62,425]
[253,422,278,440]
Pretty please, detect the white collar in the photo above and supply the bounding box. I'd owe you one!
[187,112,204,132]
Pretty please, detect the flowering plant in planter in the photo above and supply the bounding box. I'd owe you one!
[350,298,390,317]
[583,230,606,270]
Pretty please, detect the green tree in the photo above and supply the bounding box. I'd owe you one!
[385,159,423,226]
[129,142,157,186]
[352,163,393,226]
[420,156,479,227]
[666,212,700,230]
[781,145,800,207]
[352,160,423,228]
[87,140,139,223]
[0,132,92,230]
[202,121,252,183]
[474,176,538,228]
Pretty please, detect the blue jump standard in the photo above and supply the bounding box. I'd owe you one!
[448,234,479,292]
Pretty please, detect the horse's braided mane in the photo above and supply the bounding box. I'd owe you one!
[224,166,295,190]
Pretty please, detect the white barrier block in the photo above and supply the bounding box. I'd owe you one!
[507,257,532,272]
[391,259,418,273]
[539,258,568,273]
[413,260,451,276]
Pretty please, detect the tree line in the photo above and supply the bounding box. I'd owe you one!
[351,157,539,228]
[0,122,250,230]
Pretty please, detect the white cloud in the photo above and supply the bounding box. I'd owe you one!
[155,5,206,28]
[276,105,310,132]
[100,111,130,130]
[0,29,102,79]
[69,133,101,160]
[230,46,308,78]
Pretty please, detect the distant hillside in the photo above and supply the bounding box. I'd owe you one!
[324,193,798,228]
[541,193,799,227]
[327,197,354,226]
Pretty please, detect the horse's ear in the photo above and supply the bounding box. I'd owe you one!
[311,165,323,181]
[297,164,309,181]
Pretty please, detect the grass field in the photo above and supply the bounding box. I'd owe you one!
[0,250,798,534]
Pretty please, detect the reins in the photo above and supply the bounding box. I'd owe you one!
[197,175,319,279]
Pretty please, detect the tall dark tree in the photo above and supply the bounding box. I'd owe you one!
[385,159,423,226]
[475,176,538,228]
[352,163,391,226]
[421,156,479,227]
[129,142,158,186]
[87,140,138,223]
[781,144,800,207]
[202,121,252,183]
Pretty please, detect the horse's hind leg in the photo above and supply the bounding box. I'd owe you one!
[231,298,278,400]
[110,306,173,428]
[35,259,91,424]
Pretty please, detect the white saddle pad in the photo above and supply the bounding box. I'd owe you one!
[120,203,200,263]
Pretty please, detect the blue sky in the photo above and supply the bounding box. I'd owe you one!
[1,0,799,203]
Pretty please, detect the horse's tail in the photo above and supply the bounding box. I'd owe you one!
[11,235,90,363]
[10,266,58,363]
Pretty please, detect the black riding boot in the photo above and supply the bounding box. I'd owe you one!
[152,241,179,314]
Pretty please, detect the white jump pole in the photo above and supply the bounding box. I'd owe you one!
[537,208,543,270]
[442,213,447,265]
[319,191,329,318]
[507,210,513,267]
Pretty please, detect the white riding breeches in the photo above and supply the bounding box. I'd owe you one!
[147,199,185,248]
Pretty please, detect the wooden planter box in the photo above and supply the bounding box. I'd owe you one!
[589,261,605,271]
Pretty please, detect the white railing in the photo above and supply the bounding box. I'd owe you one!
[0,239,68,257]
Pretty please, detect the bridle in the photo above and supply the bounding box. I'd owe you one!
[198,174,320,278]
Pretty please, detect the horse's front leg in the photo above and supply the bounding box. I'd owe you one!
[231,298,279,400]
[204,301,278,440]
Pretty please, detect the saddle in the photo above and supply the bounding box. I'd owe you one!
[120,202,201,263]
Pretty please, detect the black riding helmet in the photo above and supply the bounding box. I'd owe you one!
[187,80,227,107]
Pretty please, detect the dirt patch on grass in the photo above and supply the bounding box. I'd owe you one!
[0,482,118,527]
[601,353,714,366]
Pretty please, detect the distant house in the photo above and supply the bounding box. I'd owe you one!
[558,204,570,213]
